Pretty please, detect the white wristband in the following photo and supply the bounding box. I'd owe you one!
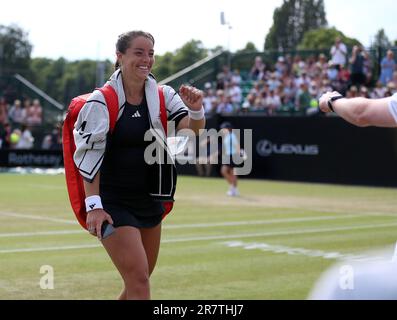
[85,195,103,212]
[188,107,205,120]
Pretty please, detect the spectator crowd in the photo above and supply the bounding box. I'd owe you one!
[0,96,62,150]
[203,38,397,117]
[1,38,397,150]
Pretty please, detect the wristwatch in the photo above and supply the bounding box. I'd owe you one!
[327,95,344,112]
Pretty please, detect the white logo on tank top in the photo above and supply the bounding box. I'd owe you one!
[131,110,141,118]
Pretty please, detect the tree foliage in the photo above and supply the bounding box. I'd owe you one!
[371,29,392,49]
[265,0,327,51]
[236,42,258,54]
[28,38,209,105]
[298,27,362,50]
[0,24,32,75]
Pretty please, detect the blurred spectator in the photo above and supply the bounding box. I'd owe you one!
[296,83,311,113]
[338,66,351,84]
[294,71,310,88]
[227,81,243,109]
[267,72,281,91]
[252,96,265,112]
[216,65,233,90]
[41,135,53,150]
[380,50,396,86]
[215,93,234,114]
[0,97,9,126]
[372,81,387,99]
[292,55,305,76]
[241,93,256,113]
[330,37,348,68]
[309,81,320,99]
[264,90,281,116]
[275,56,288,78]
[0,122,11,149]
[26,99,43,126]
[280,95,295,113]
[8,99,26,126]
[319,80,333,96]
[314,53,328,78]
[359,86,370,98]
[284,54,293,76]
[15,124,34,149]
[327,61,339,82]
[231,69,242,85]
[362,51,373,86]
[195,136,217,177]
[282,78,297,103]
[23,98,31,113]
[249,81,263,98]
[349,45,366,88]
[41,124,62,150]
[387,82,396,96]
[202,86,217,116]
[249,56,266,81]
[346,86,358,98]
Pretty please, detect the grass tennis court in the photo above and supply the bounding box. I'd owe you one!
[0,174,397,299]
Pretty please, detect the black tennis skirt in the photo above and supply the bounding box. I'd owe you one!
[101,190,165,229]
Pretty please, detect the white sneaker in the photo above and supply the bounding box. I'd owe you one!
[227,187,239,197]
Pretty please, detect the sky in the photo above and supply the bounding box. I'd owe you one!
[1,0,396,61]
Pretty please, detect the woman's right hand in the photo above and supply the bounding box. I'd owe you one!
[86,209,114,240]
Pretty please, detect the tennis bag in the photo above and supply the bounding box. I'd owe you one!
[62,85,171,230]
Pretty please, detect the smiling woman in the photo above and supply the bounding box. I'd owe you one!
[71,30,206,300]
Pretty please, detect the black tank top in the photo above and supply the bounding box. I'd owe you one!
[100,96,152,202]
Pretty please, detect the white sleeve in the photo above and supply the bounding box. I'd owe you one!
[73,90,110,182]
[162,85,189,122]
[341,44,347,54]
[388,93,397,124]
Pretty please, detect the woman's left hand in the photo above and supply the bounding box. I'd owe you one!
[179,85,204,111]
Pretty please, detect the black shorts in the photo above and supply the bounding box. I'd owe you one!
[101,193,165,229]
[222,154,244,168]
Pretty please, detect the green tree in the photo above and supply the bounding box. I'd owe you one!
[172,40,207,72]
[30,57,100,105]
[152,52,174,81]
[265,0,327,51]
[236,42,258,54]
[233,42,260,73]
[371,29,392,49]
[298,27,362,50]
[0,24,32,76]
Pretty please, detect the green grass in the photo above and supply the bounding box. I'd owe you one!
[0,174,396,299]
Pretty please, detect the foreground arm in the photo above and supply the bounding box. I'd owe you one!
[319,91,397,128]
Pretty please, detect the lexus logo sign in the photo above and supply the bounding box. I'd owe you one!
[256,139,319,157]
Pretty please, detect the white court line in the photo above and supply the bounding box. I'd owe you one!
[0,212,78,225]
[165,214,370,229]
[0,213,392,238]
[0,230,84,238]
[1,222,397,254]
[1,208,396,228]
[0,244,101,254]
[222,241,386,262]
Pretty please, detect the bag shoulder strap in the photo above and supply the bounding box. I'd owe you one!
[158,85,167,136]
[97,84,166,135]
[97,84,119,134]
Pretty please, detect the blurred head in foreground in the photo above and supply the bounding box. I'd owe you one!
[308,243,397,300]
